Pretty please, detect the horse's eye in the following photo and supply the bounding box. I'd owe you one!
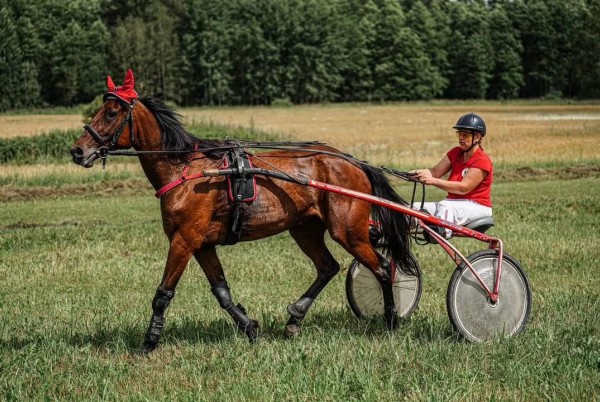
[107,110,117,119]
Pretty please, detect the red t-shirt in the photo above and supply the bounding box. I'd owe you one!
[446,147,493,207]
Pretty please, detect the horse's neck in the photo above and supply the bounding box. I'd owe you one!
[130,125,180,191]
[131,108,215,192]
[137,155,182,192]
[135,146,213,193]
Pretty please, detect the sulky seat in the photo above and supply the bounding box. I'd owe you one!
[464,216,495,233]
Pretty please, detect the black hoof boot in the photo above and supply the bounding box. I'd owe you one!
[139,313,167,355]
[139,342,158,355]
[287,297,313,319]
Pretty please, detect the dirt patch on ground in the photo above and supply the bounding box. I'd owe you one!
[0,220,87,230]
[0,179,152,201]
[496,165,600,182]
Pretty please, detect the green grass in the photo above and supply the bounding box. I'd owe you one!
[1,176,599,400]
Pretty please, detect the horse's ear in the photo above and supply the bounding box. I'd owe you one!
[106,69,138,104]
[107,75,116,92]
[123,69,135,91]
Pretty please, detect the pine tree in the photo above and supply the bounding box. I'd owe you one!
[404,0,447,98]
[109,0,181,102]
[573,0,600,98]
[444,1,493,99]
[0,2,42,110]
[487,4,523,99]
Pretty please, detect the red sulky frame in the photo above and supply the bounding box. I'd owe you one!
[307,179,503,304]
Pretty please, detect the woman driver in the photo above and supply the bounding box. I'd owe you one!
[411,113,493,239]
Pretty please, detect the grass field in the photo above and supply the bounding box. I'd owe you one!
[1,102,599,400]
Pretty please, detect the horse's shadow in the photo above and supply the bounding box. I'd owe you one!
[65,317,241,353]
[66,308,456,354]
[305,308,457,342]
[0,309,455,355]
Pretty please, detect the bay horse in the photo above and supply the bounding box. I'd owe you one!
[70,70,418,354]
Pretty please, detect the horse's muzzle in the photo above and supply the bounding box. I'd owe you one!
[70,146,98,168]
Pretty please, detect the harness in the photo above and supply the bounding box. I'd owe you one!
[222,148,257,245]
[223,147,257,204]
[81,92,425,248]
[152,146,258,245]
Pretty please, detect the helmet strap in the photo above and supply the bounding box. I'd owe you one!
[464,133,480,153]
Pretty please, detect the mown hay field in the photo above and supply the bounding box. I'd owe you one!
[3,102,600,168]
[1,102,599,400]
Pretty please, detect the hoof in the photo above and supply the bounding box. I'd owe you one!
[384,308,400,331]
[245,319,260,343]
[284,315,302,339]
[284,323,301,339]
[139,341,158,356]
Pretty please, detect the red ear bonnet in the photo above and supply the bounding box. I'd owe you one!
[105,69,138,104]
[106,75,116,92]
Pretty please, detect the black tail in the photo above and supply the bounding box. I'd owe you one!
[360,163,420,277]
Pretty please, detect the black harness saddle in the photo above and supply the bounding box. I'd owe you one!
[222,148,257,245]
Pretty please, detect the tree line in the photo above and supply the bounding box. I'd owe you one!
[1,0,599,111]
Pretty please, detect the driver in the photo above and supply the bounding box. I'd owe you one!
[411,113,493,238]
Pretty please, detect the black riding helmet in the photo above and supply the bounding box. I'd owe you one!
[453,113,486,136]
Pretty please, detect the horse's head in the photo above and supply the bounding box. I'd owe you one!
[70,69,139,168]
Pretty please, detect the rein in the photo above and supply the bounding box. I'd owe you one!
[140,140,425,202]
[105,141,327,156]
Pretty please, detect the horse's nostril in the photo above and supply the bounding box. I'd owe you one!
[70,146,84,164]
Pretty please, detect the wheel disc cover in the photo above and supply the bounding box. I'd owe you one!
[452,257,529,341]
[350,264,420,318]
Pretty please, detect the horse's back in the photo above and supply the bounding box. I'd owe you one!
[241,148,372,238]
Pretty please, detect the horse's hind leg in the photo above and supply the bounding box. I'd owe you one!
[285,221,340,337]
[194,246,259,342]
[330,226,400,330]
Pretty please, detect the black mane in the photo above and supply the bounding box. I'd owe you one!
[139,96,227,159]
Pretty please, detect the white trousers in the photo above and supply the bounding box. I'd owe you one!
[417,199,492,238]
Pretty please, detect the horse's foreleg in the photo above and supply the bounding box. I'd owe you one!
[286,224,340,338]
[140,234,192,355]
[141,286,175,354]
[194,246,259,342]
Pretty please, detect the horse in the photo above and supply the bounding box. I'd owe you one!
[70,70,419,354]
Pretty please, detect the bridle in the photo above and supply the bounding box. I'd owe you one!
[83,94,136,164]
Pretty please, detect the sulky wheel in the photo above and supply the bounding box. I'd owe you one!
[346,253,421,320]
[446,249,532,342]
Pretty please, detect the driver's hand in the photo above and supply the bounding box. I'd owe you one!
[410,169,434,184]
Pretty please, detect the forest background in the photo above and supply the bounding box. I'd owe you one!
[1,0,600,112]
